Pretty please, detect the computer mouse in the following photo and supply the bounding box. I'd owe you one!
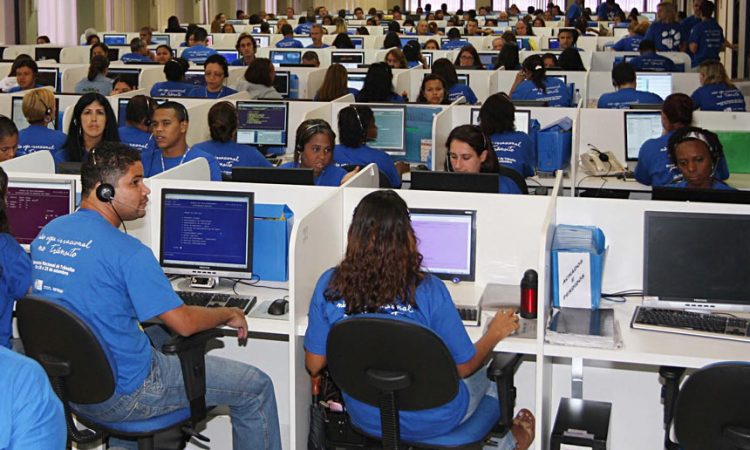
[267,298,289,316]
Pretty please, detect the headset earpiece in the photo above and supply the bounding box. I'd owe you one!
[96,183,115,202]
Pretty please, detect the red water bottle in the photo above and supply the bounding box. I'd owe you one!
[520,269,538,319]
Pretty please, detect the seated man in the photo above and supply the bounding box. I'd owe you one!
[598,62,663,109]
[629,39,676,72]
[276,24,303,48]
[120,38,153,63]
[181,27,217,64]
[557,28,579,51]
[29,142,281,450]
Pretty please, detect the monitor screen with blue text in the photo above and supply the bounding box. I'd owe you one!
[236,101,288,146]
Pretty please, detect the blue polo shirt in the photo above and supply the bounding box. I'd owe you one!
[691,83,746,112]
[281,161,347,186]
[276,37,303,48]
[644,22,685,52]
[512,77,572,107]
[447,84,478,104]
[597,88,663,109]
[681,15,701,35]
[333,144,401,188]
[191,139,272,177]
[489,131,535,177]
[17,125,67,157]
[142,148,223,181]
[629,53,676,72]
[118,125,156,153]
[688,19,724,67]
[180,44,218,64]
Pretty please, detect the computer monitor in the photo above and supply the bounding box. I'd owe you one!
[107,48,120,61]
[399,37,418,47]
[205,35,214,46]
[36,67,59,91]
[512,100,549,107]
[652,186,750,205]
[269,50,301,67]
[624,111,662,161]
[440,37,468,46]
[296,37,314,47]
[151,34,170,46]
[103,33,127,46]
[547,73,567,84]
[183,69,205,86]
[470,107,530,135]
[226,19,245,25]
[273,71,290,97]
[409,208,477,281]
[367,105,406,156]
[478,52,496,68]
[216,50,239,64]
[6,178,76,248]
[422,52,433,68]
[411,171,499,194]
[11,96,58,131]
[252,26,262,34]
[106,68,140,89]
[331,51,364,69]
[347,26,360,34]
[231,167,314,185]
[347,73,367,91]
[636,73,672,99]
[253,35,270,48]
[613,54,637,67]
[641,12,656,21]
[643,211,750,313]
[35,47,62,62]
[159,189,254,280]
[548,37,560,49]
[350,37,364,49]
[456,73,470,85]
[235,101,288,146]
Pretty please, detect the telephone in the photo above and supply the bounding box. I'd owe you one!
[580,151,626,176]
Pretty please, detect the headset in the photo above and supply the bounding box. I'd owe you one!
[350,105,368,142]
[668,127,723,175]
[587,144,610,163]
[294,120,334,157]
[34,89,53,120]
[91,147,145,233]
[446,125,490,172]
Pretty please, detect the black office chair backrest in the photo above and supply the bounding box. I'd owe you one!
[326,316,459,411]
[498,166,529,194]
[673,363,750,450]
[17,295,115,405]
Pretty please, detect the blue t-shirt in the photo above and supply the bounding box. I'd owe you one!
[74,73,113,95]
[512,77,572,107]
[499,175,523,194]
[333,144,401,188]
[0,347,66,448]
[30,209,183,394]
[673,179,735,190]
[150,80,195,97]
[629,53,676,72]
[17,125,67,157]
[294,23,313,34]
[0,234,31,349]
[306,43,329,49]
[142,148,223,181]
[192,139,272,177]
[489,131,535,177]
[681,15,701,35]
[447,84,478,104]
[644,22,685,52]
[180,44,217,64]
[280,161,347,186]
[566,3,582,21]
[688,19,724,67]
[304,269,475,441]
[441,40,467,50]
[276,37,303,48]
[596,1,623,20]
[118,125,156,153]
[187,85,238,98]
[612,35,643,51]
[597,87,664,109]
[120,52,152,63]
[691,83,747,112]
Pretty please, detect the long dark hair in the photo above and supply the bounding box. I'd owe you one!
[87,55,109,81]
[325,190,425,314]
[0,166,9,234]
[431,58,459,88]
[64,93,120,162]
[357,62,397,102]
[338,105,373,147]
[522,54,547,92]
[208,101,237,143]
[479,93,516,134]
[495,43,520,70]
[445,124,499,173]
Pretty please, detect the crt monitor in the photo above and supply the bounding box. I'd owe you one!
[347,73,367,91]
[151,34,170,46]
[636,73,672,99]
[216,50,239,64]
[350,37,364,49]
[36,67,58,91]
[11,96,58,131]
[269,50,301,66]
[184,70,206,86]
[331,51,364,69]
[103,33,127,46]
[624,111,662,161]
[470,107,531,135]
[235,101,288,146]
[253,35,270,48]
[159,189,254,280]
[366,104,406,156]
[6,178,76,249]
[409,208,477,281]
[35,47,62,62]
[107,68,140,89]
[272,71,290,97]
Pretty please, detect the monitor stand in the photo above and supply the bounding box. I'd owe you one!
[190,276,219,289]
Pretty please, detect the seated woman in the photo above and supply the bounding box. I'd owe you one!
[235,58,283,100]
[334,105,404,188]
[111,77,135,95]
[0,118,17,163]
[304,189,534,448]
[432,58,478,104]
[75,55,113,95]
[382,31,402,49]
[188,54,237,98]
[385,48,408,69]
[446,125,523,194]
[281,119,354,186]
[416,74,449,104]
[494,43,520,70]
[332,33,355,49]
[150,58,194,97]
[423,39,440,50]
[356,63,406,103]
[403,41,425,68]
[118,95,157,153]
[89,43,109,61]
[479,93,535,177]
[154,44,173,64]
[315,64,359,101]
[611,20,647,51]
[192,101,271,178]
[232,34,257,67]
[17,88,67,158]
[667,126,734,190]
[454,45,484,70]
[56,93,120,163]
[635,93,729,186]
[510,55,571,107]
[691,60,746,112]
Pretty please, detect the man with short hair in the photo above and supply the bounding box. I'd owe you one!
[276,24,303,48]
[308,24,329,48]
[302,50,321,67]
[557,28,578,50]
[139,26,153,45]
[442,28,467,49]
[597,62,664,109]
[180,27,217,64]
[629,39,676,72]
[30,141,281,449]
[354,7,365,19]
[121,38,152,63]
[119,95,157,153]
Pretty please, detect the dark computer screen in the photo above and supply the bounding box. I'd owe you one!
[512,100,549,107]
[36,68,58,91]
[269,50,301,66]
[347,73,367,91]
[107,48,120,61]
[409,208,477,281]
[231,167,314,185]
[236,101,288,146]
[103,34,128,46]
[160,189,254,280]
[422,52,433,68]
[651,187,750,205]
[6,179,75,246]
[456,73,470,85]
[367,104,406,155]
[11,96,58,131]
[151,34,170,46]
[35,47,62,62]
[183,70,206,86]
[272,71,290,97]
[624,111,662,161]
[547,73,567,84]
[106,68,140,88]
[331,51,364,69]
[411,171,499,194]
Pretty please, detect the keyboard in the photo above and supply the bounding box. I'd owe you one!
[177,291,257,315]
[631,306,750,343]
[457,305,480,327]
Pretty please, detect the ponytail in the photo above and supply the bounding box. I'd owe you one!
[523,55,547,93]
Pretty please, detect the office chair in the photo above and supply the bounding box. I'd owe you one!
[499,166,529,194]
[16,295,226,450]
[660,363,750,450]
[326,316,523,449]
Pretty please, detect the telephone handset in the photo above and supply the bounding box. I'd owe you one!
[580,150,626,176]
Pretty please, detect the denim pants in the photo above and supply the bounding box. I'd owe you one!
[460,365,517,450]
[74,327,282,450]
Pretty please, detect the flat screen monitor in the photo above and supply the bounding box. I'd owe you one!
[516,38,524,47]
[226,19,245,25]
[347,73,367,91]
[252,26,262,34]
[231,167,314,185]
[636,73,672,100]
[422,52,433,67]
[624,111,662,161]
[409,208,477,281]
[642,12,656,21]
[613,54,638,67]
[159,189,254,280]
[216,49,239,64]
[183,69,206,86]
[253,35,270,48]
[269,50,301,67]
[411,171,499,194]
[296,37,314,47]
[6,178,75,248]
[470,107,530,135]
[643,211,750,313]
[235,101,288,146]
[399,37,418,47]
[331,51,364,69]
[151,34,170,46]
[272,71,290,97]
[347,26,360,34]
[103,33,127,46]
[106,68,140,89]
[367,104,406,156]
[36,67,58,91]
[548,37,560,49]
[548,73,567,84]
[11,96,58,131]
[478,52,495,67]
[350,37,364,49]
[652,187,750,205]
[107,48,120,61]
[440,37,468,46]
[456,73,469,85]
[35,47,62,62]
[512,100,548,107]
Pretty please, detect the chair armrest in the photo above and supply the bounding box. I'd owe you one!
[659,366,686,450]
[487,353,523,437]
[161,328,229,354]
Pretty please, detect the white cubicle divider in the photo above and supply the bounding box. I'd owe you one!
[0,150,56,173]
[430,104,454,171]
[341,163,380,188]
[392,68,413,100]
[3,45,35,60]
[519,50,592,71]
[227,66,246,89]
[136,66,167,92]
[60,46,91,64]
[60,65,89,93]
[305,68,329,100]
[285,67,326,99]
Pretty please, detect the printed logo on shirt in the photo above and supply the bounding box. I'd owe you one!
[659,28,681,50]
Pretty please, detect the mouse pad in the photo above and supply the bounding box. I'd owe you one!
[249,300,288,320]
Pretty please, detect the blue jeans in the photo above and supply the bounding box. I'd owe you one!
[460,365,517,450]
[75,327,282,450]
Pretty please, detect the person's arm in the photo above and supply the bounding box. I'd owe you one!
[159,304,248,343]
[510,71,526,96]
[456,308,518,377]
[305,352,327,376]
[688,42,698,54]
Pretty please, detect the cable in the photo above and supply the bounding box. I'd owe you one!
[109,203,128,234]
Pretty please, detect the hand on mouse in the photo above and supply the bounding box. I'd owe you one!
[225,308,248,346]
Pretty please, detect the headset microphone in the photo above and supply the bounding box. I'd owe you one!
[587,143,609,162]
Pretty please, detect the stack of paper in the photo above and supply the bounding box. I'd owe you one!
[545,307,622,349]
